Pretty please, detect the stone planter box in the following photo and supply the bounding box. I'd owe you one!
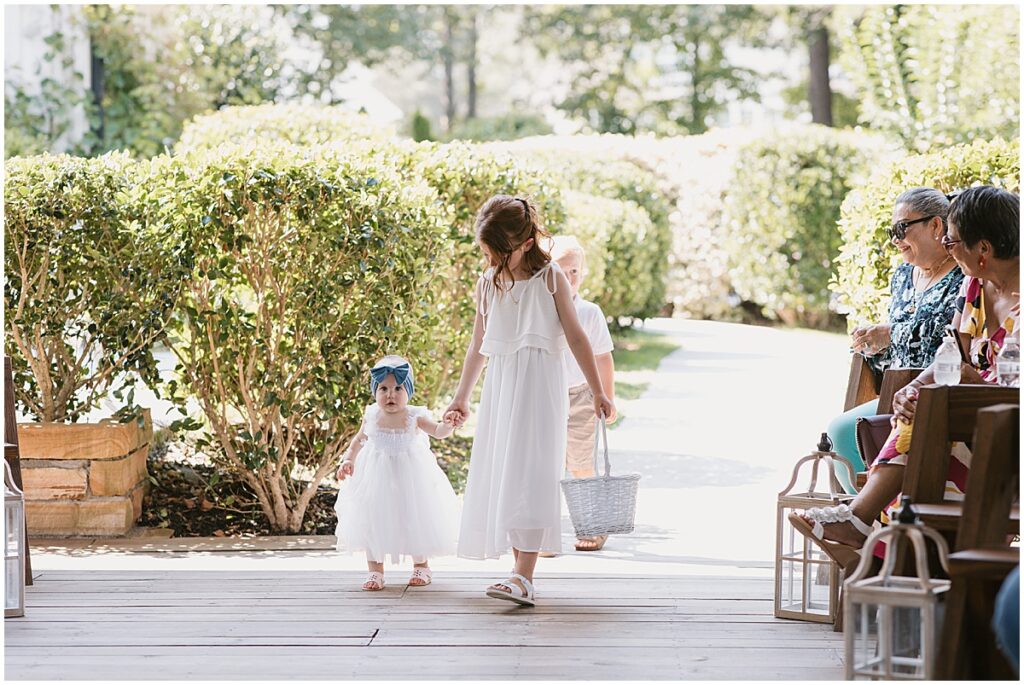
[17,410,152,537]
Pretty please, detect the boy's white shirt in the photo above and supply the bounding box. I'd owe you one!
[564,295,614,389]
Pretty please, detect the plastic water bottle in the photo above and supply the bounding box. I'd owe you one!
[996,338,1020,387]
[933,335,961,385]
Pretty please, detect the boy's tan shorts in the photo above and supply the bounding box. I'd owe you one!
[566,384,597,478]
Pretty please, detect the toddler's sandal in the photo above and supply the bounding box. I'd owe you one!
[408,567,432,586]
[362,571,385,591]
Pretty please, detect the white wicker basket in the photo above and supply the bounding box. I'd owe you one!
[560,416,641,538]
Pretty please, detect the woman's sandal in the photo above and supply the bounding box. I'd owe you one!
[408,567,432,587]
[485,573,535,607]
[362,571,385,591]
[788,504,873,568]
[575,535,608,552]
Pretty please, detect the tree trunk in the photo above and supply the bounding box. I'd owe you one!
[443,8,456,131]
[466,9,477,120]
[808,25,833,126]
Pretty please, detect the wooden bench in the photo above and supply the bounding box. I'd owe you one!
[936,403,1019,680]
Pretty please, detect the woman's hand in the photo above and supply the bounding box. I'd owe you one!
[594,394,616,423]
[851,323,891,355]
[336,460,354,481]
[443,397,470,428]
[891,384,920,425]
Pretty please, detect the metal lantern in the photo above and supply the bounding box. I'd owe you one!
[775,433,856,623]
[5,460,26,618]
[844,499,950,680]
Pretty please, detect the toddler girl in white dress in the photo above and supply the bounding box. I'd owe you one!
[334,355,460,591]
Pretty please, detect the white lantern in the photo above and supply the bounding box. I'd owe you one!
[775,433,856,623]
[5,460,26,618]
[844,499,950,680]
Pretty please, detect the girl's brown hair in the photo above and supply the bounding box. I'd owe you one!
[475,195,551,291]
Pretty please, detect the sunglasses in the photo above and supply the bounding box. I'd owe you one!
[940,233,963,251]
[887,215,936,241]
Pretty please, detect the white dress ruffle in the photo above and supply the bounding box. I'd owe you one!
[334,404,460,563]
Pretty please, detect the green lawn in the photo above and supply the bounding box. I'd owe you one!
[611,328,680,423]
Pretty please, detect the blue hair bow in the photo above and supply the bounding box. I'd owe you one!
[370,362,414,399]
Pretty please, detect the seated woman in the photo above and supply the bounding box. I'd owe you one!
[794,185,1020,565]
[829,187,963,490]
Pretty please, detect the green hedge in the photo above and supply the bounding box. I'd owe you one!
[484,141,673,320]
[561,191,658,321]
[3,152,187,422]
[175,104,396,153]
[723,125,892,327]
[832,137,1020,329]
[152,143,451,531]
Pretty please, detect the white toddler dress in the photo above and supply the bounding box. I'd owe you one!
[458,263,570,559]
[334,404,460,563]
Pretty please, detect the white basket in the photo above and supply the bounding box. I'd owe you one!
[560,416,641,538]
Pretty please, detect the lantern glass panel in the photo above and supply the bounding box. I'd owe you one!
[776,501,837,619]
[849,599,929,679]
[6,503,21,556]
[5,558,18,611]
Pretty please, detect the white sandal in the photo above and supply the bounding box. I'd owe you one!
[362,571,385,591]
[408,567,432,586]
[485,573,535,606]
[787,504,873,568]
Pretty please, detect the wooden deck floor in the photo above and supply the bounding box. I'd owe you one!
[6,569,845,680]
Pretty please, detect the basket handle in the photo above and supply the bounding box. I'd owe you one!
[591,414,611,477]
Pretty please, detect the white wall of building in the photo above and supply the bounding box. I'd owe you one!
[5,4,92,151]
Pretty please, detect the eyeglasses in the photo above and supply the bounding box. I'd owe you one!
[940,234,963,251]
[887,215,936,241]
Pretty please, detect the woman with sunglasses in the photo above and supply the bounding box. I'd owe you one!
[793,186,1018,568]
[826,188,963,491]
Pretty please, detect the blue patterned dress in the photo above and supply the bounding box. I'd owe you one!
[864,262,964,374]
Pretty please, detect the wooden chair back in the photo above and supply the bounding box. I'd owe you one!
[843,354,880,411]
[936,404,1020,679]
[955,403,1020,551]
[902,383,1020,506]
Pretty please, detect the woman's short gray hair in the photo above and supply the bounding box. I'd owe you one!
[894,187,951,224]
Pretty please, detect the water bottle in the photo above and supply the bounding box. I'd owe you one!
[996,338,1020,387]
[933,334,961,385]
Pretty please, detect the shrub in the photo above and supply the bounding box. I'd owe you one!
[3,152,187,422]
[561,191,658,322]
[723,125,893,327]
[410,109,434,142]
[446,113,554,142]
[483,139,673,320]
[832,137,1020,329]
[153,144,450,532]
[175,103,396,153]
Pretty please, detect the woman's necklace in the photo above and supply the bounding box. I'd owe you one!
[909,256,952,313]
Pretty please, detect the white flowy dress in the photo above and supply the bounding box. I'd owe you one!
[458,263,570,559]
[334,404,460,563]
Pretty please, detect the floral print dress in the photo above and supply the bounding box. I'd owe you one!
[865,262,964,375]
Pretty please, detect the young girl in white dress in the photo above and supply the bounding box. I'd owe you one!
[444,196,616,606]
[334,355,460,591]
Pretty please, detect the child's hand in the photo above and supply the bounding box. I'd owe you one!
[594,394,616,423]
[443,399,470,428]
[336,460,354,481]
